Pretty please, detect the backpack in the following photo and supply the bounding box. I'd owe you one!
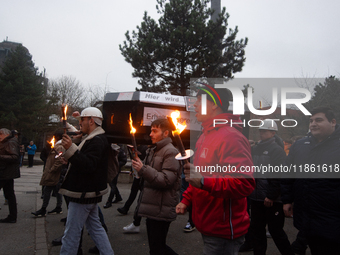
[107,143,120,183]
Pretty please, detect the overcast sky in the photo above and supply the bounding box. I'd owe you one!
[1,0,339,100]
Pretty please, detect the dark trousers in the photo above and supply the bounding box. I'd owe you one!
[307,236,339,255]
[123,177,141,210]
[291,230,308,254]
[133,210,142,226]
[133,178,144,226]
[28,154,34,167]
[146,218,178,255]
[250,200,293,255]
[133,195,142,226]
[0,179,17,220]
[180,176,194,227]
[187,206,194,226]
[20,155,24,166]
[107,172,121,202]
[42,185,62,209]
[243,197,253,245]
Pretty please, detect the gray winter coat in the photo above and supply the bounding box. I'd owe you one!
[138,137,181,222]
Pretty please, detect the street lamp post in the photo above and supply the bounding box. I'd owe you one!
[211,0,221,22]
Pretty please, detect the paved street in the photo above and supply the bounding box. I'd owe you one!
[0,162,311,255]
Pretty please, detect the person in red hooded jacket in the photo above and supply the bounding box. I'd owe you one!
[176,87,255,255]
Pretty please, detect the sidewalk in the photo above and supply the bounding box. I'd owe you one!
[0,165,43,255]
[0,164,311,255]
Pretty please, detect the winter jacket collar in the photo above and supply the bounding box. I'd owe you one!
[307,124,340,145]
[153,136,172,151]
[145,137,173,166]
[77,126,105,150]
[256,137,275,149]
[326,123,340,139]
[1,135,17,144]
[63,126,105,162]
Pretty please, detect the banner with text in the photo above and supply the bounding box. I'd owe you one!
[142,107,201,131]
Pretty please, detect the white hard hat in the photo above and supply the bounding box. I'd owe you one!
[76,107,103,126]
[258,119,278,131]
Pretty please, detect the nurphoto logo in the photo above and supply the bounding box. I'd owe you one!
[200,82,311,116]
[194,78,314,129]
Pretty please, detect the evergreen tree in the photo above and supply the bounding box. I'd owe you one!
[0,44,47,141]
[120,0,248,95]
[305,76,340,121]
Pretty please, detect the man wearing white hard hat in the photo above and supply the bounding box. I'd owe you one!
[247,119,294,255]
[59,107,114,255]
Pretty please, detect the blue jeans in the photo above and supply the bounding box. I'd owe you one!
[202,234,244,255]
[60,202,114,255]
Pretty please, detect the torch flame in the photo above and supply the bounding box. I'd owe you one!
[63,104,68,120]
[129,113,136,134]
[48,136,55,149]
[170,110,186,135]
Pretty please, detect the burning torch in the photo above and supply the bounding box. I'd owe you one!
[48,136,63,158]
[49,136,55,149]
[61,104,68,134]
[167,110,194,163]
[128,113,139,160]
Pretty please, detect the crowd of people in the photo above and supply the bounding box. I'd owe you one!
[1,87,340,255]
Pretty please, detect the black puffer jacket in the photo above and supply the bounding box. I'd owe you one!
[0,135,20,180]
[281,124,340,242]
[249,137,286,202]
[59,127,109,204]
